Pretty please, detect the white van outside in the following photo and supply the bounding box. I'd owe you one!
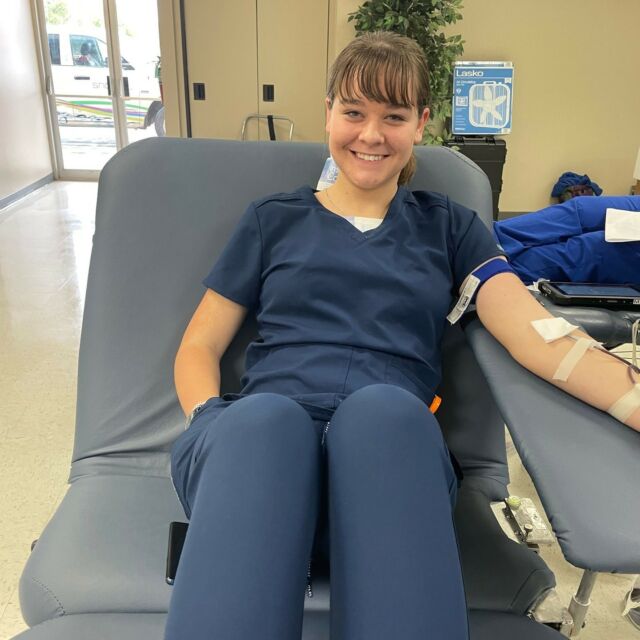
[47,27,164,134]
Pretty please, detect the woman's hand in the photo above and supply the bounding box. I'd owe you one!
[175,289,248,416]
[475,272,640,432]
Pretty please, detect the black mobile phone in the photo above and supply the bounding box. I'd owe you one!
[538,281,640,309]
[166,521,189,585]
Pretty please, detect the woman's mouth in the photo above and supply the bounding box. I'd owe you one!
[351,151,387,162]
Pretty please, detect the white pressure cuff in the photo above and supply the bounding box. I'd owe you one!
[531,317,640,423]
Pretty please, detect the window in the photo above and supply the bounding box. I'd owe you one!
[70,35,107,67]
[48,34,60,65]
[95,38,110,66]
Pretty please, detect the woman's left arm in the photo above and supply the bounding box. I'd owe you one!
[475,272,640,432]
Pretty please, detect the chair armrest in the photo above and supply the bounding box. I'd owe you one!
[533,292,640,349]
[463,316,640,573]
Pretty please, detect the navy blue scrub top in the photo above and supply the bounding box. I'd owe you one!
[203,185,503,419]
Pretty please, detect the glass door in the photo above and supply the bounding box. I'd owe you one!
[111,0,164,144]
[35,0,162,178]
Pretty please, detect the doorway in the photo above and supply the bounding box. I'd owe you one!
[33,0,163,178]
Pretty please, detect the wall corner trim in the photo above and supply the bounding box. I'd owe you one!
[0,174,54,213]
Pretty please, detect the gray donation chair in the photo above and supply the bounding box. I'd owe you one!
[15,138,586,639]
[465,292,640,634]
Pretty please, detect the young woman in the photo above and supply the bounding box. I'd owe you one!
[165,32,640,640]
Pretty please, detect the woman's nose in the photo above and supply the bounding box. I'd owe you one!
[358,119,384,145]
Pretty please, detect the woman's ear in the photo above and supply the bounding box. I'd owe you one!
[325,97,333,133]
[414,107,430,143]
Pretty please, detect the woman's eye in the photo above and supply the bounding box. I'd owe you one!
[345,110,361,118]
[387,114,406,122]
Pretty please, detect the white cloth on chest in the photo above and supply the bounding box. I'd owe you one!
[344,216,384,232]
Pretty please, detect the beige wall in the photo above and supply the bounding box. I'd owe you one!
[174,0,329,142]
[256,0,329,142]
[158,0,356,140]
[0,1,52,202]
[329,0,360,60]
[183,0,259,140]
[450,0,640,212]
[159,0,640,212]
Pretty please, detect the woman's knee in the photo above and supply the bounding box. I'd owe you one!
[328,384,443,446]
[197,393,316,455]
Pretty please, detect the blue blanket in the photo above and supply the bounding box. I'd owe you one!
[550,172,602,198]
[493,196,640,284]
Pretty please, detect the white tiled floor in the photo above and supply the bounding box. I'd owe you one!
[0,182,94,639]
[0,181,637,639]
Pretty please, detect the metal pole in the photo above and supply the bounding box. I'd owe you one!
[563,570,598,637]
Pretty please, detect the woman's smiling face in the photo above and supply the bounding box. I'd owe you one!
[325,90,429,195]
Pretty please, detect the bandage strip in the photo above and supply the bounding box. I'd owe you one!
[531,316,640,424]
[532,318,601,380]
[447,257,514,325]
[553,337,599,381]
[608,384,640,422]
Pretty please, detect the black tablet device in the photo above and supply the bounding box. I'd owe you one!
[538,281,640,309]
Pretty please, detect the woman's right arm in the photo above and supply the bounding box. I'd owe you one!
[174,288,248,416]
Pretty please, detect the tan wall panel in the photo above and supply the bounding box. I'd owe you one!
[0,1,52,200]
[184,0,258,140]
[256,0,329,142]
[450,0,640,212]
[329,0,359,62]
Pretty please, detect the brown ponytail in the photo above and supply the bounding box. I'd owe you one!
[398,153,417,186]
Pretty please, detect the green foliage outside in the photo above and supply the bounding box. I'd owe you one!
[348,0,464,144]
[46,1,69,25]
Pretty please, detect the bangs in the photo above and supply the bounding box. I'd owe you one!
[334,50,420,109]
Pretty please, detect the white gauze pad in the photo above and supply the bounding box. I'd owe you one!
[531,317,579,343]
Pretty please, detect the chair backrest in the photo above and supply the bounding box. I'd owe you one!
[71,138,508,497]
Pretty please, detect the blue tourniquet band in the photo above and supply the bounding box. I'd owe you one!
[469,258,514,303]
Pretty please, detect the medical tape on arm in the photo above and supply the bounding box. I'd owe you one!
[447,257,514,325]
[552,337,599,381]
[532,317,640,422]
[608,384,640,422]
[530,318,599,381]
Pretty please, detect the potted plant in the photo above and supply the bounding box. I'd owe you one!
[348,0,464,145]
[349,1,507,218]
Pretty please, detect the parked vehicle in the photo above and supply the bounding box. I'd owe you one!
[47,27,164,132]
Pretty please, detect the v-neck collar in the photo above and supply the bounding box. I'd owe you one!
[301,184,407,244]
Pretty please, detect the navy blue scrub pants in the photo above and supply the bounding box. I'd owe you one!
[166,384,468,640]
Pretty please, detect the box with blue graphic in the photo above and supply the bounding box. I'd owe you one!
[452,62,514,135]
